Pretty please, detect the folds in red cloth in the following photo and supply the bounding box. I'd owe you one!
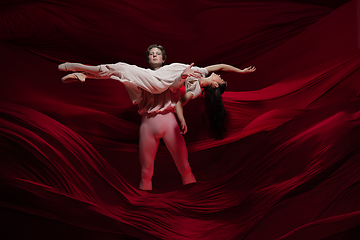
[1,0,360,239]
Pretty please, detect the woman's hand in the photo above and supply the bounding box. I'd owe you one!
[242,66,256,73]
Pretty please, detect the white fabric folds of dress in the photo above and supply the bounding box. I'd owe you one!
[99,62,208,104]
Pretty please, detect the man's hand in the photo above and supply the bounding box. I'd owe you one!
[180,119,188,134]
[181,63,202,79]
[99,65,122,78]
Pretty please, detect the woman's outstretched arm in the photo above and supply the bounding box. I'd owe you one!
[205,64,256,73]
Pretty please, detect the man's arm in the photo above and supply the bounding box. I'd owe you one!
[170,63,202,91]
[175,92,193,134]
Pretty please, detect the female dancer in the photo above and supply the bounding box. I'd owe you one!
[58,44,255,190]
[175,66,255,138]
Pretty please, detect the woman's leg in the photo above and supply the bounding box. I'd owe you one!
[59,63,110,83]
[139,116,160,190]
[58,63,101,75]
[162,114,196,185]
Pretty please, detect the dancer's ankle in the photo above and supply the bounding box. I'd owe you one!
[182,172,196,185]
[139,180,152,190]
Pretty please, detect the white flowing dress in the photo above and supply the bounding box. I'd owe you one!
[99,62,208,110]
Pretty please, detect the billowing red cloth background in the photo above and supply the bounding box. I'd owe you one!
[1,0,360,239]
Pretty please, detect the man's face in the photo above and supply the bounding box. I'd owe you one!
[148,47,165,69]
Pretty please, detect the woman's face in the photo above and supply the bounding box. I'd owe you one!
[148,47,165,69]
[209,73,226,88]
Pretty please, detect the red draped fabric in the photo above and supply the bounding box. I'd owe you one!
[1,0,360,239]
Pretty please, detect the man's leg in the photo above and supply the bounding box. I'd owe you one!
[162,114,196,185]
[139,119,160,190]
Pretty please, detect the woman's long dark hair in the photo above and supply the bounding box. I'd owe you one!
[202,82,227,139]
